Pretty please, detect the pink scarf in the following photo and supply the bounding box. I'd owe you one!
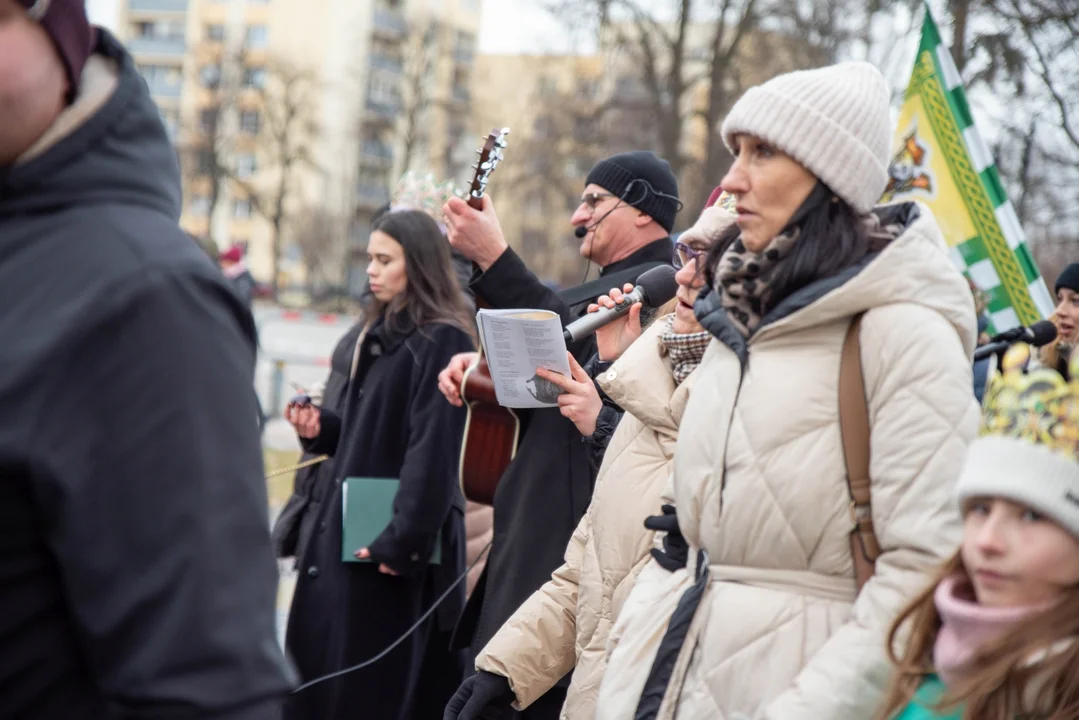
[933,575,1046,686]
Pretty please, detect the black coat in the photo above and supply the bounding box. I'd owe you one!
[284,316,474,720]
[451,240,674,687]
[0,31,294,719]
[272,320,366,565]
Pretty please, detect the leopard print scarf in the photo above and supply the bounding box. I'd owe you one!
[714,228,801,337]
[715,212,901,337]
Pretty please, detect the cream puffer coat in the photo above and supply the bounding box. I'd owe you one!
[465,502,493,598]
[595,203,981,720]
[475,317,697,719]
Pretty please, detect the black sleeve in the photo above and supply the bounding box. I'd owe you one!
[580,354,623,471]
[367,326,472,574]
[31,270,295,717]
[471,248,575,325]
[471,247,596,360]
[299,408,342,456]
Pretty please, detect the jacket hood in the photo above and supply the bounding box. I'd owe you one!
[696,202,977,359]
[0,30,182,221]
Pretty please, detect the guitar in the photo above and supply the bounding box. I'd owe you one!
[457,128,519,506]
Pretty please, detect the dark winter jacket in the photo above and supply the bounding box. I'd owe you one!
[271,320,367,564]
[0,31,294,719]
[451,239,674,699]
[285,316,474,720]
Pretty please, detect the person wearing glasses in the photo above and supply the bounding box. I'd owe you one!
[437,152,679,719]
[444,201,734,720]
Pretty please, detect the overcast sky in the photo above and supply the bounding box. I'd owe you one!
[85,0,576,54]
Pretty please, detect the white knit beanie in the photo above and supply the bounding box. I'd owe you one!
[721,61,892,215]
[957,436,1079,539]
[678,206,737,248]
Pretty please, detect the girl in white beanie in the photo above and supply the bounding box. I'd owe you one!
[878,347,1079,719]
[594,62,979,719]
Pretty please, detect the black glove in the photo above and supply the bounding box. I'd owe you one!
[644,504,689,572]
[444,671,515,720]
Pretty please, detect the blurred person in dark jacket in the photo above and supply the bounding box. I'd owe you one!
[0,3,294,718]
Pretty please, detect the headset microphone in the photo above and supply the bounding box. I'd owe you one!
[574,224,592,239]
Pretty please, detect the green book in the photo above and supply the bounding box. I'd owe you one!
[341,477,441,564]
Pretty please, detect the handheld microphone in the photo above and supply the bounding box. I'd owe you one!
[973,319,1057,361]
[563,265,679,343]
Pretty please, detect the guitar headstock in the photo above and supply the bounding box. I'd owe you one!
[467,128,510,211]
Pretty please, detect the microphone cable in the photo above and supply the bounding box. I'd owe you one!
[290,539,493,694]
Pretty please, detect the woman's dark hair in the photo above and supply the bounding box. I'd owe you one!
[365,210,476,344]
[704,182,873,316]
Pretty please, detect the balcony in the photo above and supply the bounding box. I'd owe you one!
[361,141,394,167]
[368,54,403,75]
[454,48,474,65]
[127,36,186,58]
[372,9,407,39]
[128,0,188,11]
[356,183,391,210]
[365,99,399,123]
[452,86,470,104]
[145,77,183,99]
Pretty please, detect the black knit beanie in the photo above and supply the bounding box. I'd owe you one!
[17,0,95,102]
[1056,263,1079,296]
[585,151,680,232]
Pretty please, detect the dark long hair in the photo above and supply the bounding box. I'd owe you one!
[365,210,476,344]
[704,182,873,316]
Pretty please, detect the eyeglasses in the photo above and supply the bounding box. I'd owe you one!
[580,192,617,212]
[673,241,705,269]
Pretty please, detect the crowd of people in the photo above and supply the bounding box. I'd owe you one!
[5,3,1079,720]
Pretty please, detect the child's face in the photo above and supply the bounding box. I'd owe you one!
[963,497,1079,608]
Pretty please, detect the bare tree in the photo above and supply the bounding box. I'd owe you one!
[945,0,1079,231]
[178,46,249,241]
[397,19,438,175]
[544,0,829,215]
[235,58,322,295]
[292,206,349,290]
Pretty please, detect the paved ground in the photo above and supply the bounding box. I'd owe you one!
[255,307,352,647]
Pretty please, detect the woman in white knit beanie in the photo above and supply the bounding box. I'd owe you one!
[594,62,980,719]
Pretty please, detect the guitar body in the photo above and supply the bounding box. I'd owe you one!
[458,354,520,505]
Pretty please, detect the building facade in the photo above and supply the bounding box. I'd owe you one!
[118,0,480,295]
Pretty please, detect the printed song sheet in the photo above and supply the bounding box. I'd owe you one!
[476,308,571,409]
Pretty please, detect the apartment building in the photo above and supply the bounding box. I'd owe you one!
[118,0,481,292]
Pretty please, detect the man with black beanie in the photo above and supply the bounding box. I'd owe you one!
[0,3,295,717]
[437,151,679,719]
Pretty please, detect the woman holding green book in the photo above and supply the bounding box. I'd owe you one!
[283,209,476,720]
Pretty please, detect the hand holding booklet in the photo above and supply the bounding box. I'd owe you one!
[475,308,572,409]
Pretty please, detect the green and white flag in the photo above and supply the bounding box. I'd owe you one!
[881,3,1053,331]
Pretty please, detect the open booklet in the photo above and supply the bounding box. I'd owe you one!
[476,308,572,409]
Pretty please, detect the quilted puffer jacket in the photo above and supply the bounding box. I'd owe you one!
[595,202,980,720]
[465,501,493,598]
[475,317,696,719]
